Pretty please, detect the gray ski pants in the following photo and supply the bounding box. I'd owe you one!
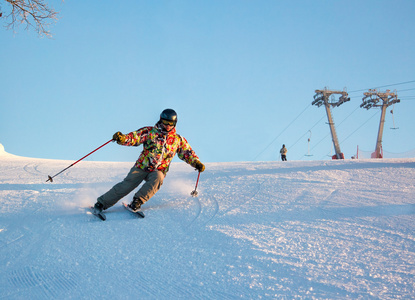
[97,166,164,210]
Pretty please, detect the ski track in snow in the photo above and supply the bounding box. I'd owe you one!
[0,154,414,299]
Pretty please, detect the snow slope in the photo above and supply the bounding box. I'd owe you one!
[0,145,414,299]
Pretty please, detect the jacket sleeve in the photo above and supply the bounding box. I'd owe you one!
[177,135,200,167]
[121,127,152,146]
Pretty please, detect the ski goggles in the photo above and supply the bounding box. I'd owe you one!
[161,119,175,126]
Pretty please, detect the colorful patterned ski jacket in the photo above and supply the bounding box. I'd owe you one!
[121,123,200,175]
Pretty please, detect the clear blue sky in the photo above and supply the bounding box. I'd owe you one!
[1,0,414,163]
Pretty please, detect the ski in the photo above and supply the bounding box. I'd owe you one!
[122,202,145,218]
[90,206,106,221]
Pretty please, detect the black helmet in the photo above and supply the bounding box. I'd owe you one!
[160,109,178,126]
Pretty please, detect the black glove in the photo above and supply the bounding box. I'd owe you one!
[113,131,126,144]
[194,160,205,172]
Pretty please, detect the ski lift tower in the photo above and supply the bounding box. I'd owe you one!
[360,89,400,158]
[313,87,350,159]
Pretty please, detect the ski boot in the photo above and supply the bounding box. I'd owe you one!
[128,197,143,212]
[91,201,106,220]
[92,202,104,214]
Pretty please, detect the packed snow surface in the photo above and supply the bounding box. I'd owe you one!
[0,147,414,299]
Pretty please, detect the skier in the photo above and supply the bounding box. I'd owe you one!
[92,109,205,215]
[280,144,287,161]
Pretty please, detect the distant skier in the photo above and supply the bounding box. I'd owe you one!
[280,144,287,161]
[92,109,205,215]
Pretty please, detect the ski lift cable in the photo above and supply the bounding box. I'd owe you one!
[338,110,380,146]
[400,96,415,100]
[347,80,415,94]
[253,103,311,161]
[397,88,415,92]
[336,102,361,127]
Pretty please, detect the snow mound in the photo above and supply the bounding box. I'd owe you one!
[0,143,8,156]
[0,143,17,158]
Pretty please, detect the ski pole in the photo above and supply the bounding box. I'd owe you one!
[190,171,201,197]
[46,139,113,182]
